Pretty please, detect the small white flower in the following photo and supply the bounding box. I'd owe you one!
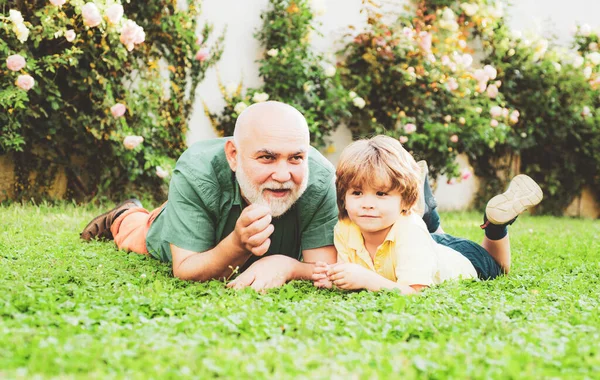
[156,166,169,179]
[252,92,269,103]
[552,62,562,71]
[348,91,357,99]
[234,102,248,114]
[140,273,147,278]
[303,81,314,93]
[584,66,593,79]
[521,132,527,138]
[9,10,24,24]
[267,48,278,57]
[582,106,591,117]
[323,64,336,77]
[352,96,366,109]
[461,54,473,68]
[483,65,497,80]
[442,7,455,20]
[580,24,592,37]
[225,82,237,97]
[587,52,600,66]
[460,3,479,17]
[13,23,29,43]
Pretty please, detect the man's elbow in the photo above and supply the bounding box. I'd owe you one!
[172,263,222,282]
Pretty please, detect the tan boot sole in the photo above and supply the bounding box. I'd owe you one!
[486,174,543,225]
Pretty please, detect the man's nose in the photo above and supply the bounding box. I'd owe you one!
[271,161,292,182]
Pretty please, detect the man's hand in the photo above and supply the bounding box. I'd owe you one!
[233,204,274,256]
[226,255,295,292]
[327,263,377,291]
[311,261,333,289]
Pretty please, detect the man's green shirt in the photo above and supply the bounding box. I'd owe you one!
[145,138,338,268]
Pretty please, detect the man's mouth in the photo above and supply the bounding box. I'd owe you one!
[265,189,291,198]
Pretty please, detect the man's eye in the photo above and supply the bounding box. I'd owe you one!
[290,156,304,162]
[260,155,275,160]
[376,192,387,196]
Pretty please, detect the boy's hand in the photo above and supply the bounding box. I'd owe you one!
[327,263,375,291]
[311,261,332,289]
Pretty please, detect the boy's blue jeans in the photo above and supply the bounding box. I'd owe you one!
[422,173,441,233]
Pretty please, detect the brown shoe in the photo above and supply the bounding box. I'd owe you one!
[80,199,143,241]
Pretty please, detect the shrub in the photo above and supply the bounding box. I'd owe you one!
[206,0,350,149]
[338,1,514,180]
[0,0,223,201]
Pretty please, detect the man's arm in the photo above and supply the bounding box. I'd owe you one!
[293,245,337,280]
[171,234,250,282]
[171,204,274,282]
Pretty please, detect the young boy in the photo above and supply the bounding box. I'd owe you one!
[312,135,543,293]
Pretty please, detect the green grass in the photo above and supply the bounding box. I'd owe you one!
[1,203,599,379]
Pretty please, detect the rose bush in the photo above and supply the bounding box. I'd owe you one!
[1,0,223,201]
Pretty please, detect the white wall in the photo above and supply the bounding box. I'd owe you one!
[188,0,599,210]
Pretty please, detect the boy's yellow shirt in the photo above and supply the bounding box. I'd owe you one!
[334,213,477,286]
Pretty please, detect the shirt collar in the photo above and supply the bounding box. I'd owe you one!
[346,219,400,251]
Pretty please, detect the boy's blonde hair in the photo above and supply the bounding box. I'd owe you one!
[336,135,421,220]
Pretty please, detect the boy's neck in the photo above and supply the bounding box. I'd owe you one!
[361,225,393,258]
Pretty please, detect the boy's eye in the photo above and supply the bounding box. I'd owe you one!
[376,191,387,196]
[351,190,362,196]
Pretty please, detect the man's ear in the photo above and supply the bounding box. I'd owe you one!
[224,140,238,172]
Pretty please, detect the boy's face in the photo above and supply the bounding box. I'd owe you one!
[344,184,403,234]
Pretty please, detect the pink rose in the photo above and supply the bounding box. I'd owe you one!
[81,3,102,28]
[461,168,472,181]
[490,106,503,118]
[490,119,499,127]
[50,0,67,6]
[110,103,127,118]
[403,123,417,134]
[156,166,169,179]
[120,20,145,51]
[105,4,123,25]
[15,74,35,91]
[450,134,459,143]
[6,54,26,71]
[123,135,144,150]
[399,136,409,144]
[509,110,520,124]
[477,81,487,93]
[486,84,499,98]
[446,78,458,91]
[473,69,489,83]
[419,31,432,53]
[65,29,76,42]
[483,65,497,80]
[195,47,210,62]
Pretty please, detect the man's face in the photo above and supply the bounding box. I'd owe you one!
[235,127,309,217]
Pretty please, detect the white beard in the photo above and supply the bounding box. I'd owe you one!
[236,161,309,217]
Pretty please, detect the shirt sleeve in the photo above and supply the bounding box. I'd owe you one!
[333,223,350,263]
[394,226,438,287]
[161,166,218,253]
[300,176,338,251]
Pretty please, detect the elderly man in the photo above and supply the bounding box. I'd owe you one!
[81,101,337,290]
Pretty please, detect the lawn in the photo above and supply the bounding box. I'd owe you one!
[1,203,599,379]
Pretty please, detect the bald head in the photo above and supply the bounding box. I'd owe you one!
[233,101,310,147]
